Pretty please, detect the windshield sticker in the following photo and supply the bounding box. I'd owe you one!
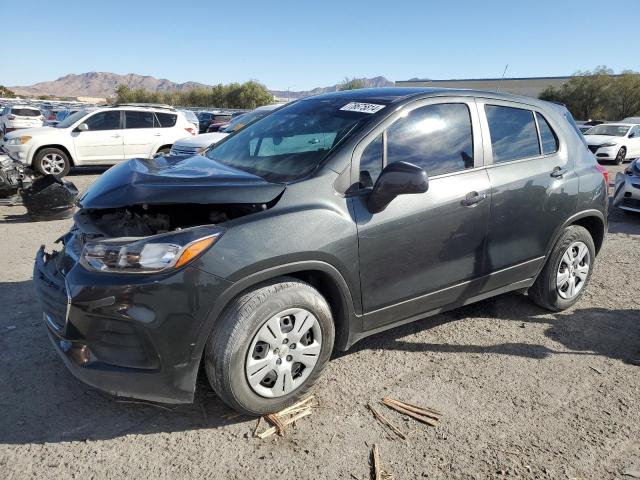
[339,102,385,114]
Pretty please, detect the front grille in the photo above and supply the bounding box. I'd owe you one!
[170,146,200,156]
[33,254,69,332]
[588,145,600,153]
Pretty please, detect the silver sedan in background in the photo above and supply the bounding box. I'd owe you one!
[614,159,640,213]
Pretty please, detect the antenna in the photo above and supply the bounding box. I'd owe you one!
[496,64,509,93]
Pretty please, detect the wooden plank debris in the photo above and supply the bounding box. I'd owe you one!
[256,395,318,439]
[367,403,406,440]
[381,397,441,427]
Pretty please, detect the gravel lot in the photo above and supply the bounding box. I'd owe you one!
[0,163,638,480]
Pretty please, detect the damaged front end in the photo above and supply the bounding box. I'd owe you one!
[34,154,286,403]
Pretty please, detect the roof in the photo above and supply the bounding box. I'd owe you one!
[302,87,553,109]
[397,74,625,83]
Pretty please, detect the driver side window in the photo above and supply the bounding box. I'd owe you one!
[84,111,121,131]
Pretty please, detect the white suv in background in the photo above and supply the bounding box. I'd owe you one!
[0,105,44,135]
[1,104,196,176]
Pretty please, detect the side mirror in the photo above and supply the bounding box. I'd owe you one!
[629,132,636,138]
[367,161,428,213]
[76,123,89,132]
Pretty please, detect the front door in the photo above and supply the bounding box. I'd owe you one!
[352,100,492,331]
[72,110,124,164]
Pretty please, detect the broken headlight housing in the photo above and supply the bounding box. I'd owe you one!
[80,225,224,274]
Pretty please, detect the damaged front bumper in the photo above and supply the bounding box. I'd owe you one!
[34,242,233,403]
[613,170,640,213]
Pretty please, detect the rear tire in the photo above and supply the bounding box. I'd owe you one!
[204,277,335,415]
[34,148,71,177]
[156,146,171,156]
[529,225,595,311]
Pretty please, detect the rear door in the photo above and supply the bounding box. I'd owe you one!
[478,100,578,281]
[72,110,124,163]
[352,98,492,330]
[10,108,43,129]
[122,110,156,159]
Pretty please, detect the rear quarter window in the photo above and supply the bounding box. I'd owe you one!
[154,112,177,128]
[535,112,559,154]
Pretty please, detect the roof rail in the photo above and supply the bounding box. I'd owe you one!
[110,103,176,111]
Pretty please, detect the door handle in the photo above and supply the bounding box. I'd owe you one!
[551,166,567,178]
[153,133,162,136]
[462,191,487,207]
[111,134,121,138]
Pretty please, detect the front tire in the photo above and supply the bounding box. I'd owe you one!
[615,147,626,165]
[204,277,335,415]
[34,148,71,177]
[529,225,595,311]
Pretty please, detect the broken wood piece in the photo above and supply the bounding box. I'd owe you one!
[367,403,406,440]
[382,397,441,418]
[252,416,262,437]
[372,444,382,480]
[589,365,603,374]
[381,397,440,427]
[257,410,313,439]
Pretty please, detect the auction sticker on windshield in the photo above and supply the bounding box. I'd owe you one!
[340,102,385,114]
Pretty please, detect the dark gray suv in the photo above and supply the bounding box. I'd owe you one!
[34,88,608,414]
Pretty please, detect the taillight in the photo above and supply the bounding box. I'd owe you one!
[595,163,609,191]
[185,127,195,135]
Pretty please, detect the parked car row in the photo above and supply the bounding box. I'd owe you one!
[1,104,198,175]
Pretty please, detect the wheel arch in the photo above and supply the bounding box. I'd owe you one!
[33,144,75,167]
[155,144,173,155]
[548,210,606,258]
[195,261,359,364]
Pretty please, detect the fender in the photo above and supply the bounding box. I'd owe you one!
[533,208,607,279]
[191,260,360,362]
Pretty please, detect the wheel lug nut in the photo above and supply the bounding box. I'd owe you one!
[283,338,289,344]
[286,355,292,361]
[290,343,296,349]
[276,358,282,365]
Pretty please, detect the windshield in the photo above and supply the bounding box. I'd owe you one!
[586,125,630,136]
[56,109,90,128]
[206,98,378,182]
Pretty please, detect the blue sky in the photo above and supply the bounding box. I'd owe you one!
[4,0,639,91]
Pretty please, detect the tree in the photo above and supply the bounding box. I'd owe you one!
[538,66,640,120]
[339,77,366,91]
[606,71,640,120]
[113,81,273,109]
[0,85,16,98]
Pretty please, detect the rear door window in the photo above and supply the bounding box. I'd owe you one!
[536,112,559,154]
[386,103,474,176]
[84,111,121,131]
[485,105,540,163]
[154,112,177,128]
[125,110,154,129]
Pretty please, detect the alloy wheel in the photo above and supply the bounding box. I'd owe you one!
[556,241,590,299]
[245,308,322,398]
[41,153,66,175]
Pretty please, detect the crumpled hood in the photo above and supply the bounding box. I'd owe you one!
[79,155,285,209]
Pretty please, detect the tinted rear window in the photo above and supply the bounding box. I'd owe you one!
[212,114,232,122]
[154,112,177,128]
[485,105,540,163]
[12,108,41,117]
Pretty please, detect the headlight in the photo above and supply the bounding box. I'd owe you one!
[80,225,224,273]
[6,136,31,145]
[600,141,617,147]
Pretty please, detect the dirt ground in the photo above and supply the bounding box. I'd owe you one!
[0,163,638,480]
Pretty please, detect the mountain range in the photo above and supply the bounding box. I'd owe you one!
[10,72,394,99]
